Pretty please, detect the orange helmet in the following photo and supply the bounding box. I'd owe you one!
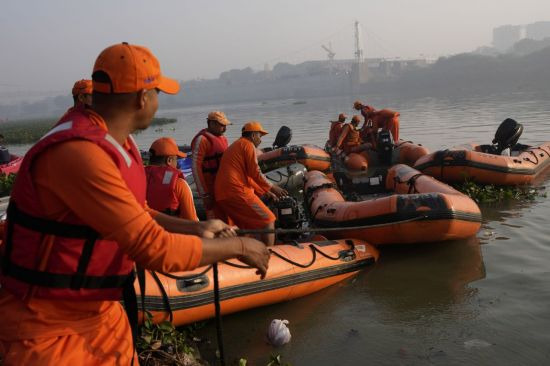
[351,115,361,124]
[353,100,363,110]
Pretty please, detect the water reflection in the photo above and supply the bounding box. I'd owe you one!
[363,237,485,322]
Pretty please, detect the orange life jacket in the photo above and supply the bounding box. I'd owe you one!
[191,129,228,174]
[343,124,361,151]
[0,108,145,301]
[145,165,183,216]
[328,121,344,147]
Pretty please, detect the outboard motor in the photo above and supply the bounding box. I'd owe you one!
[0,147,10,165]
[272,196,303,230]
[492,118,523,155]
[273,126,292,149]
[376,129,394,165]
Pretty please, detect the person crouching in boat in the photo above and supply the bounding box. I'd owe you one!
[353,100,400,149]
[145,137,198,221]
[191,111,232,222]
[72,79,93,108]
[327,113,347,149]
[0,42,270,365]
[215,121,288,246]
[334,115,366,155]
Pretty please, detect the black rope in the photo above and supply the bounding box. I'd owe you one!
[524,150,539,165]
[269,246,317,268]
[213,263,226,366]
[149,270,173,323]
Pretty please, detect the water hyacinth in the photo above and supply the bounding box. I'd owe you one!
[267,319,291,347]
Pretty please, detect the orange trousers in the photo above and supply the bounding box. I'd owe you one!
[0,298,136,366]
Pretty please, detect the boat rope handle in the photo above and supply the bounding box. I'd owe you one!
[524,151,539,164]
[537,146,550,158]
[213,263,226,366]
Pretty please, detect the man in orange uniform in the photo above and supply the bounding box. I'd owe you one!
[146,137,198,221]
[327,113,347,148]
[191,111,231,221]
[334,115,364,155]
[71,79,93,107]
[0,42,269,365]
[354,100,400,148]
[215,122,287,246]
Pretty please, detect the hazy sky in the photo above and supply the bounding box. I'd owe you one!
[1,0,549,95]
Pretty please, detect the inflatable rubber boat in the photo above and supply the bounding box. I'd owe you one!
[258,144,331,173]
[304,165,482,245]
[414,142,550,185]
[414,118,550,185]
[137,238,378,325]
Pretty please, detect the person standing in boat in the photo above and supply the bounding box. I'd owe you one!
[145,137,198,221]
[191,111,232,222]
[327,113,347,148]
[215,121,288,246]
[0,42,270,365]
[353,101,400,148]
[71,79,93,108]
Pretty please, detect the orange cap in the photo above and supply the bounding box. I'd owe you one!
[207,111,231,126]
[351,115,361,123]
[92,42,179,94]
[338,113,347,121]
[242,121,268,135]
[149,137,186,158]
[353,100,363,110]
[72,79,93,96]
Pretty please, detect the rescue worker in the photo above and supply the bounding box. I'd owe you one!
[215,121,288,246]
[327,113,347,148]
[71,79,93,107]
[191,111,231,221]
[353,101,400,148]
[334,115,364,155]
[0,42,269,365]
[146,137,198,221]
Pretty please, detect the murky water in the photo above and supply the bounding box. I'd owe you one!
[7,91,550,365]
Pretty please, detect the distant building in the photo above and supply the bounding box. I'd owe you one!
[493,25,524,51]
[526,21,550,41]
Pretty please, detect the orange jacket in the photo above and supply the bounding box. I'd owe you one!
[328,121,344,147]
[190,130,228,200]
[0,108,202,342]
[214,137,272,201]
[145,165,198,221]
[335,124,361,153]
[360,108,400,146]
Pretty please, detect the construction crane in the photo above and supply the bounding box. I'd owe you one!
[321,42,336,61]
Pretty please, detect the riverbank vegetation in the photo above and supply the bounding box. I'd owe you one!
[0,117,177,145]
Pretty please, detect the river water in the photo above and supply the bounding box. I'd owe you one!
[8,92,550,365]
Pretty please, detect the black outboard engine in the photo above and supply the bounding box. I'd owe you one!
[273,126,292,149]
[492,118,523,155]
[272,196,302,229]
[0,147,11,165]
[377,129,394,165]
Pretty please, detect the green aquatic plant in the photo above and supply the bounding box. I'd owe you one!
[137,311,206,366]
[0,173,16,197]
[0,117,177,144]
[453,180,546,203]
